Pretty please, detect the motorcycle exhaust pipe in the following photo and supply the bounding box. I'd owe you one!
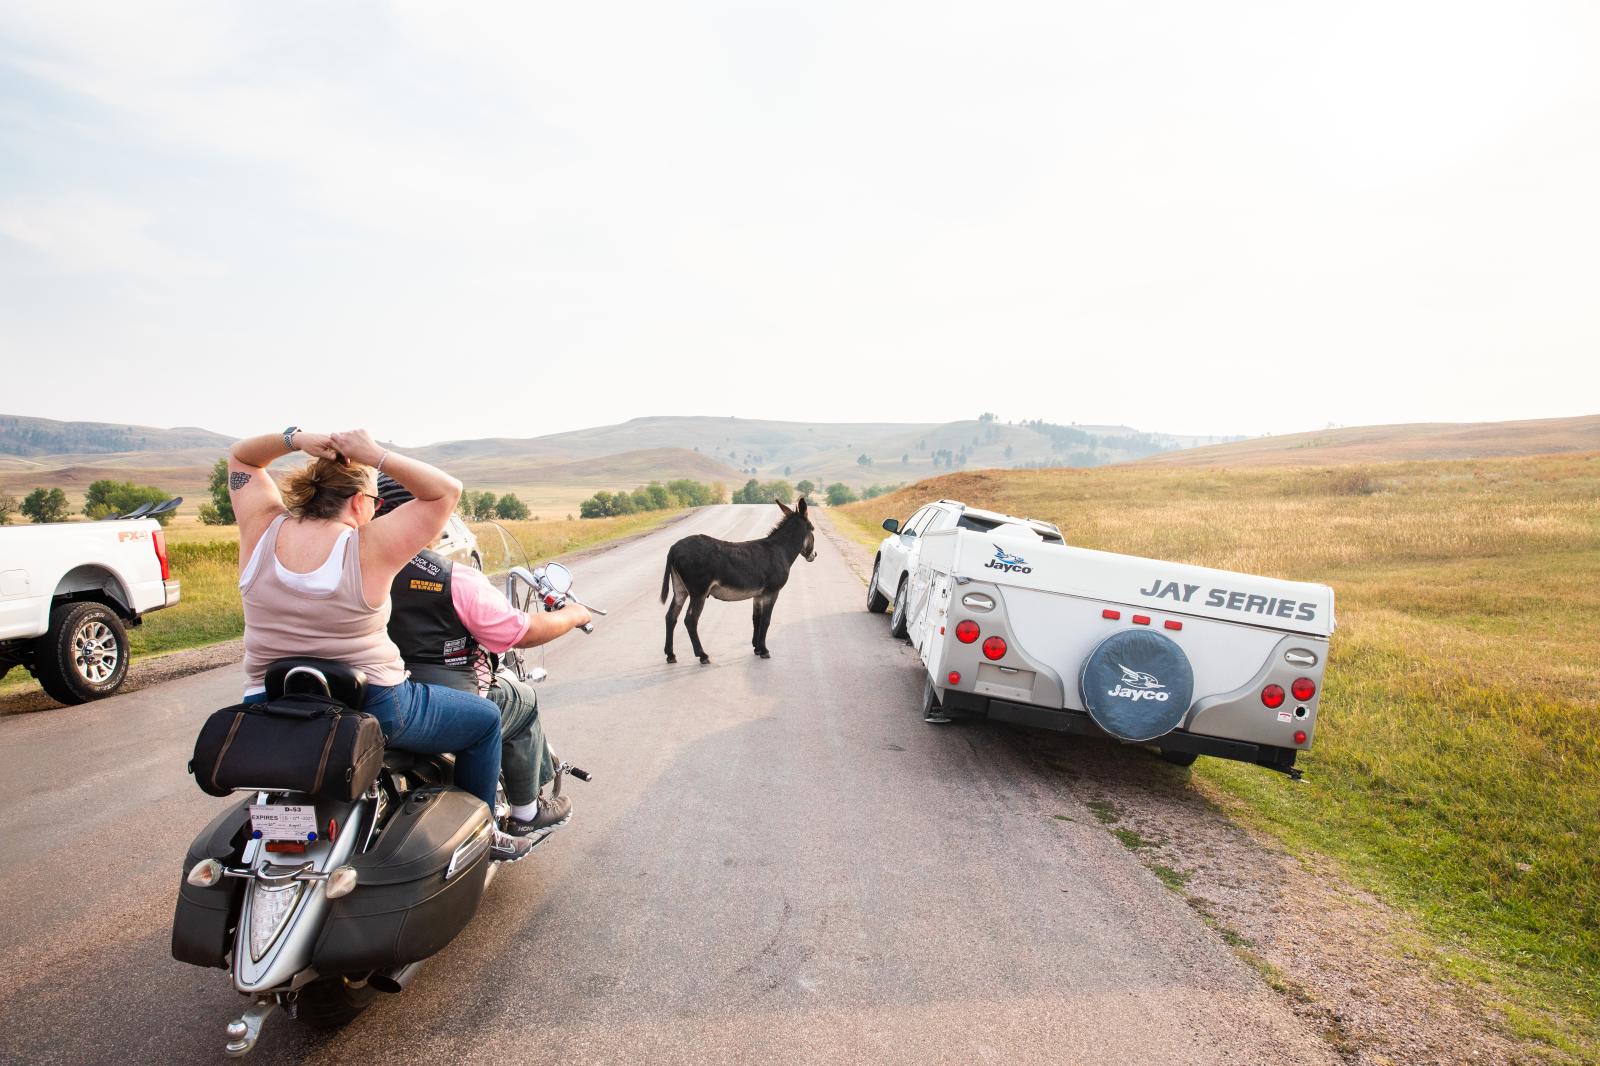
[369,961,422,994]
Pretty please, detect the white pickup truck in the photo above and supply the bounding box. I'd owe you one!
[868,499,1333,777]
[0,518,181,704]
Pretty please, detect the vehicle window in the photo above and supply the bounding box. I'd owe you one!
[900,507,927,534]
[910,508,944,535]
[956,514,1002,533]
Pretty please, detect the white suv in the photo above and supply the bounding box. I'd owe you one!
[867,499,1062,638]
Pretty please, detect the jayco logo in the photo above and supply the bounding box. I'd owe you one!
[1107,662,1170,702]
[983,545,1033,574]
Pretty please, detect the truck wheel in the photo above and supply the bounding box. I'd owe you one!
[33,602,129,705]
[866,559,890,613]
[889,577,910,640]
[1158,749,1198,767]
[297,974,378,1028]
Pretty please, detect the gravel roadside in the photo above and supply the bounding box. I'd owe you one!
[813,506,1547,1066]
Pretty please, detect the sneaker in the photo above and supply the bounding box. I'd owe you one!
[503,794,573,845]
[489,828,536,864]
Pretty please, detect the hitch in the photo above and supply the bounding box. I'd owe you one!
[224,996,278,1057]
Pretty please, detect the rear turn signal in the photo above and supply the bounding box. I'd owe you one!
[1291,677,1317,701]
[1261,684,1286,709]
[982,636,1007,661]
[955,620,980,644]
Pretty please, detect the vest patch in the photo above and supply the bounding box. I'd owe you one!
[409,578,444,593]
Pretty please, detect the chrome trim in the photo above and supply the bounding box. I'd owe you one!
[445,818,493,881]
[282,665,330,696]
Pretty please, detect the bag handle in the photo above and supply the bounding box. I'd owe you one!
[262,696,339,720]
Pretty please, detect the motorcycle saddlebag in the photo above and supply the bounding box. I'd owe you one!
[190,694,384,802]
[172,796,252,969]
[312,788,493,973]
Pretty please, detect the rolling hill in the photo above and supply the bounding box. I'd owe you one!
[1134,414,1600,468]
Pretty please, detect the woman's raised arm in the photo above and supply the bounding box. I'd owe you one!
[329,429,463,583]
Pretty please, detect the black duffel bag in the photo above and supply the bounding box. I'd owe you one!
[191,694,384,802]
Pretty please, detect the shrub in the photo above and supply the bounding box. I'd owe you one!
[21,487,69,523]
[495,494,531,520]
[826,483,858,506]
[206,458,235,524]
[84,478,175,524]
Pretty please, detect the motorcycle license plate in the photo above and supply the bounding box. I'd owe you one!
[249,804,319,842]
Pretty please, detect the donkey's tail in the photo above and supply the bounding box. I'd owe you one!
[660,556,674,603]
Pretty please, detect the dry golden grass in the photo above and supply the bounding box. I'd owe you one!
[839,453,1600,1057]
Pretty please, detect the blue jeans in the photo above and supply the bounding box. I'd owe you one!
[244,680,502,808]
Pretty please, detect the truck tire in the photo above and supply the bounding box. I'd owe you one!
[297,974,377,1028]
[866,558,890,613]
[33,601,129,705]
[889,576,910,640]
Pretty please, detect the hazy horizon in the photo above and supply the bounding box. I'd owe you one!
[3,2,1597,444]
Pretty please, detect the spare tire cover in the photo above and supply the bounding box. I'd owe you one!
[1078,630,1195,742]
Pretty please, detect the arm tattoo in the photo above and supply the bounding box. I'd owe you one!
[229,471,252,492]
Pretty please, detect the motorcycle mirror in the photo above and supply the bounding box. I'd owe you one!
[543,562,574,594]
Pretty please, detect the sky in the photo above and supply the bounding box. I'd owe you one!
[1,1,1596,446]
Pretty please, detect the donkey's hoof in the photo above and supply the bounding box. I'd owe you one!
[756,650,771,659]
[698,655,711,665]
[666,654,677,664]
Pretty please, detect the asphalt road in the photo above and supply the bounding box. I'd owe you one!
[0,505,1334,1065]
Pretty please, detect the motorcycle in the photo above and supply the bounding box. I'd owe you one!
[171,562,603,1057]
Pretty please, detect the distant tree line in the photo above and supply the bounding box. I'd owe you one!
[579,479,725,519]
[461,491,533,522]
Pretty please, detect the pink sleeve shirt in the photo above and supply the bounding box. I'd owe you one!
[449,564,531,653]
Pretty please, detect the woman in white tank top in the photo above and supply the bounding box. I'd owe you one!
[226,427,528,860]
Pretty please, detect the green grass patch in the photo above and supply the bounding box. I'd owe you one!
[1112,827,1153,850]
[1151,864,1191,890]
[1084,800,1119,824]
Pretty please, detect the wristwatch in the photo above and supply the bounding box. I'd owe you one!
[282,426,301,451]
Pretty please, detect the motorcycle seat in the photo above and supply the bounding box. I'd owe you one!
[264,657,368,709]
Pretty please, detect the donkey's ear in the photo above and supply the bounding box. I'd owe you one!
[796,496,808,515]
[775,498,794,515]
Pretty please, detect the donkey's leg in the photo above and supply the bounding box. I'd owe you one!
[663,573,688,663]
[755,593,777,658]
[751,599,763,650]
[685,594,711,664]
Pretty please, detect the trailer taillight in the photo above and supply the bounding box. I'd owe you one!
[1291,677,1317,701]
[152,529,170,581]
[955,620,980,644]
[1294,730,1307,745]
[982,636,1007,661]
[948,671,961,685]
[1132,614,1150,625]
[1102,609,1120,620]
[1261,684,1286,709]
[1163,619,1182,631]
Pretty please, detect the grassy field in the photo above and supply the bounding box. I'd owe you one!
[837,454,1600,1058]
[2,510,682,692]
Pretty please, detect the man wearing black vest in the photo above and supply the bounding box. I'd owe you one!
[377,476,592,842]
